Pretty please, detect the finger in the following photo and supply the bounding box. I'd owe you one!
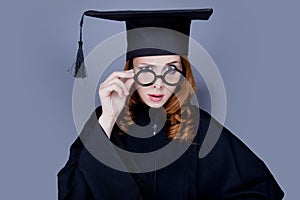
[101,78,129,95]
[102,70,134,85]
[125,78,135,92]
[99,83,123,98]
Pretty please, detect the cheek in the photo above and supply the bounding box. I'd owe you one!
[135,83,143,94]
[136,85,148,99]
[165,86,177,95]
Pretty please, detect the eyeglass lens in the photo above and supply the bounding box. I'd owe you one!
[135,66,184,86]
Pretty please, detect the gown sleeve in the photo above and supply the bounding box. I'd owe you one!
[57,107,104,199]
[57,137,93,199]
[190,108,284,199]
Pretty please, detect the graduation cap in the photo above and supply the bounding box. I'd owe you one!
[70,9,213,78]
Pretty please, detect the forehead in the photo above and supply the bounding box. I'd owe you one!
[133,55,181,65]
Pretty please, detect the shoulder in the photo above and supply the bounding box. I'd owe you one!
[57,106,104,177]
[189,104,245,149]
[57,106,106,199]
[189,106,284,198]
[189,105,269,171]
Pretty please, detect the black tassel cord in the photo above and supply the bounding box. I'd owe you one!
[68,13,87,78]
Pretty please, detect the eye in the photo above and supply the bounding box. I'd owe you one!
[168,65,176,70]
[163,65,176,73]
[139,65,154,71]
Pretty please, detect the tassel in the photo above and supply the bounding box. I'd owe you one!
[68,13,87,78]
[74,40,87,78]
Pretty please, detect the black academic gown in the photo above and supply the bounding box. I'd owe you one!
[57,104,284,200]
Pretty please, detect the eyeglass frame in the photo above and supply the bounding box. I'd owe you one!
[133,65,186,87]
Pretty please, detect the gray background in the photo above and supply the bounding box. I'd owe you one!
[0,0,298,199]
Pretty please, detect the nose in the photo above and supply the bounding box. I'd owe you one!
[153,75,164,88]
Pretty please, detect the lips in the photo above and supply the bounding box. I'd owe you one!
[148,94,164,102]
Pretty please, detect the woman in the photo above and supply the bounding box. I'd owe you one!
[99,55,193,140]
[58,9,284,199]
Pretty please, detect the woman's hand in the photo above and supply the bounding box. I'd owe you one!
[98,69,135,137]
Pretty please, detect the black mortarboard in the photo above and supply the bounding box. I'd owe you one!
[70,9,213,78]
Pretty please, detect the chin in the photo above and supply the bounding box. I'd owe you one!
[145,101,165,108]
[150,104,163,108]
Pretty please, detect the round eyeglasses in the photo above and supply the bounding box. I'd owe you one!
[134,65,185,87]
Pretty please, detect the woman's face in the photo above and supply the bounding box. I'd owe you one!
[133,55,183,108]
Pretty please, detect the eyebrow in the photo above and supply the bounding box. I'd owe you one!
[137,60,181,66]
[167,61,181,65]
